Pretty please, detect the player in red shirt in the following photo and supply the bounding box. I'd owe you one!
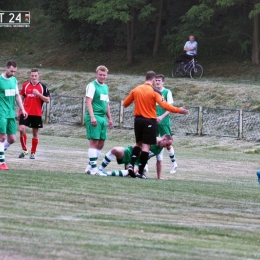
[18,68,50,159]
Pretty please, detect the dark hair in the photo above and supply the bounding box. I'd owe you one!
[145,71,156,81]
[31,68,39,73]
[155,74,165,82]
[6,60,17,68]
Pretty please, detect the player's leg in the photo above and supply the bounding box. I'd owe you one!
[159,125,177,173]
[1,118,17,169]
[99,146,125,171]
[18,114,29,158]
[137,118,157,177]
[85,116,106,176]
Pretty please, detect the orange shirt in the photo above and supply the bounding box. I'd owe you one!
[123,82,181,119]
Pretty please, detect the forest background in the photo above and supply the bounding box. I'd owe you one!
[1,0,260,78]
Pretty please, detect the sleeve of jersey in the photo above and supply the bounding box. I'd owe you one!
[155,92,180,113]
[86,82,95,98]
[20,83,25,96]
[123,91,134,108]
[167,91,174,104]
[42,84,50,97]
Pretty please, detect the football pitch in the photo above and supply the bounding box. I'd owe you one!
[0,133,260,260]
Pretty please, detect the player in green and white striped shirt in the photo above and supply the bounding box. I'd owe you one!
[155,74,178,174]
[0,60,27,170]
[98,134,173,180]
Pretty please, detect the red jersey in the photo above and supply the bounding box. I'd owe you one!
[20,81,50,116]
[123,82,180,119]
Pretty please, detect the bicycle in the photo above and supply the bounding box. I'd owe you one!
[172,57,203,79]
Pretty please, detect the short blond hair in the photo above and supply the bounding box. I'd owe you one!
[96,65,109,73]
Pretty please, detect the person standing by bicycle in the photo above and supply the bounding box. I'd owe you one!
[175,35,198,64]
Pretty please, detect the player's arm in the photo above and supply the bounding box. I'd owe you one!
[106,103,113,129]
[33,90,50,103]
[155,92,188,114]
[156,160,163,180]
[86,97,96,125]
[123,91,134,108]
[85,83,96,125]
[15,92,28,119]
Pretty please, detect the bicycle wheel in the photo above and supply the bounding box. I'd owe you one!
[190,64,203,79]
[172,62,185,78]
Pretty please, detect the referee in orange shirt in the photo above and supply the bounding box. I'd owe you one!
[123,71,189,178]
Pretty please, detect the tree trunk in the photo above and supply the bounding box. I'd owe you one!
[126,7,135,65]
[153,0,163,57]
[252,11,259,64]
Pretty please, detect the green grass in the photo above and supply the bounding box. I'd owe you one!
[1,134,260,259]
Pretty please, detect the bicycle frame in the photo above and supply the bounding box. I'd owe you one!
[182,58,195,73]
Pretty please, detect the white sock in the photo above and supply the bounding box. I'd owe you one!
[88,148,98,170]
[107,170,128,177]
[4,140,11,151]
[0,142,5,164]
[100,150,115,170]
[167,147,175,162]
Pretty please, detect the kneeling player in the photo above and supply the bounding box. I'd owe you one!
[98,134,173,179]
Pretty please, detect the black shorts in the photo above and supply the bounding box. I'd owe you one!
[19,114,43,128]
[134,116,157,145]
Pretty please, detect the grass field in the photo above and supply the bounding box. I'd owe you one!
[1,131,260,260]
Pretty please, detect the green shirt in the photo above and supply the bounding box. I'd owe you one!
[156,88,173,125]
[0,75,18,118]
[149,144,163,159]
[85,80,109,116]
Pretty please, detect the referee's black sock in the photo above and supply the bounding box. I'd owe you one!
[130,146,142,166]
[138,151,149,175]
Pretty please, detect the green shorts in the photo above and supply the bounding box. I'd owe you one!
[116,146,132,167]
[116,146,140,168]
[85,114,107,140]
[157,124,172,137]
[0,117,17,134]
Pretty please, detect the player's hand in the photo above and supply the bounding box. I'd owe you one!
[22,110,28,119]
[33,89,40,96]
[179,107,189,115]
[108,119,113,129]
[91,117,97,126]
[157,116,163,123]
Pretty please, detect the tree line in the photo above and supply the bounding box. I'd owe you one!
[1,0,260,65]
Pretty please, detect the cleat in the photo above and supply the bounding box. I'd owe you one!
[19,150,28,158]
[29,153,35,159]
[136,173,148,179]
[0,162,9,170]
[85,168,107,176]
[170,161,178,174]
[98,168,108,176]
[144,164,149,173]
[127,165,136,178]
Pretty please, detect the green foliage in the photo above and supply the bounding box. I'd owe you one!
[249,3,260,19]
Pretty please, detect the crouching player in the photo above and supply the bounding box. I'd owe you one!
[98,134,173,179]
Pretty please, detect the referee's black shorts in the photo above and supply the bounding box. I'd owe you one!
[134,116,157,145]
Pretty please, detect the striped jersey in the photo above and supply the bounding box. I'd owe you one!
[85,80,109,116]
[0,74,18,118]
[20,81,50,116]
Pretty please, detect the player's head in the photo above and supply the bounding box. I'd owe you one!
[30,68,40,84]
[158,134,173,148]
[5,60,17,78]
[145,71,156,81]
[155,74,165,89]
[96,65,109,84]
